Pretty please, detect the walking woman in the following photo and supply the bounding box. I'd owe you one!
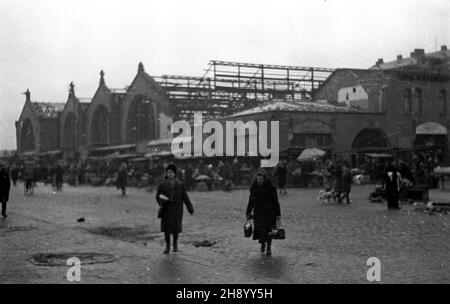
[0,162,11,218]
[246,170,281,256]
[117,163,128,196]
[156,164,194,254]
[384,163,402,210]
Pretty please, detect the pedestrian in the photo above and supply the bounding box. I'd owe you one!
[156,163,194,254]
[117,163,128,196]
[246,170,281,256]
[383,163,402,210]
[341,164,353,204]
[54,163,64,191]
[274,161,288,196]
[0,162,11,218]
[10,165,19,186]
[333,164,344,204]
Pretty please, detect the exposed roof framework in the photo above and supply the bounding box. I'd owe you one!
[153,60,335,121]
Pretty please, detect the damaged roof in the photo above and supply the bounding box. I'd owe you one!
[31,102,65,118]
[225,100,364,118]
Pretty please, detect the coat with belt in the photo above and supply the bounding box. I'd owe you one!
[246,180,281,241]
[0,168,11,202]
[156,178,194,233]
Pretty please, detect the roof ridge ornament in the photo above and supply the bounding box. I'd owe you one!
[100,70,105,87]
[138,62,145,73]
[69,82,75,96]
[23,88,30,102]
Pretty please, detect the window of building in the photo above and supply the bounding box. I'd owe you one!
[414,88,422,115]
[291,133,332,148]
[404,88,412,114]
[440,89,447,115]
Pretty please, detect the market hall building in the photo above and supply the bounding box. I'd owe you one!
[15,46,450,164]
[15,63,173,161]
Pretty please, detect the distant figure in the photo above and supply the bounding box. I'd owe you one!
[246,170,281,256]
[53,164,64,191]
[333,164,344,204]
[24,164,35,194]
[384,163,402,210]
[274,161,288,196]
[0,162,11,218]
[341,164,353,204]
[156,164,194,254]
[184,163,194,191]
[10,165,19,186]
[117,163,128,196]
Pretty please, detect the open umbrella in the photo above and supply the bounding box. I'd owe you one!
[195,174,211,181]
[297,148,326,162]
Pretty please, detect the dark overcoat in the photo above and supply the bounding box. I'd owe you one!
[117,169,128,189]
[0,168,11,202]
[341,169,352,193]
[384,168,400,209]
[246,180,281,242]
[156,179,194,233]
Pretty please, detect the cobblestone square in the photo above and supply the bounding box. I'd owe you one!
[1,183,449,284]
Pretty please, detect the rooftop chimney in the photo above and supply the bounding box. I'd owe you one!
[397,55,403,61]
[441,45,448,51]
[410,48,425,58]
[376,58,384,66]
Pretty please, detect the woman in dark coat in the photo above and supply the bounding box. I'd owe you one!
[0,162,11,218]
[274,161,288,196]
[384,163,401,210]
[246,170,281,256]
[117,163,128,196]
[156,164,194,254]
[341,164,353,204]
[333,165,344,203]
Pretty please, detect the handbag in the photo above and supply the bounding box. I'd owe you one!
[270,217,285,240]
[244,219,253,238]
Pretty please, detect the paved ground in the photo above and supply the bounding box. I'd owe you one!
[1,182,449,284]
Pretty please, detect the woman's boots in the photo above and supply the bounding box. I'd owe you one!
[164,233,179,254]
[260,241,272,256]
[266,239,272,256]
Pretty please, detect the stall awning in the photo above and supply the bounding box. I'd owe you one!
[365,153,393,158]
[91,144,136,152]
[416,122,447,135]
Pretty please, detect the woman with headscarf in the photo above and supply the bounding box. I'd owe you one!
[384,163,402,210]
[156,164,194,254]
[117,162,128,196]
[246,170,281,256]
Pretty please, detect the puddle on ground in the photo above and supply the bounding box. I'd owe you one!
[0,225,35,234]
[31,252,116,266]
[86,225,162,243]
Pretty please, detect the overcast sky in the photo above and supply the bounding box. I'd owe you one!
[1,0,449,150]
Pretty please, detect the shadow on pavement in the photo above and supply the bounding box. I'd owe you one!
[242,255,288,281]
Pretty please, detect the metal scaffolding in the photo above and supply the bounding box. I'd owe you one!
[154,60,335,121]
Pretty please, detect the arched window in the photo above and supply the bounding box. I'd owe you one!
[352,128,390,151]
[62,113,76,149]
[21,119,35,152]
[440,89,447,115]
[91,105,109,146]
[126,96,154,143]
[404,88,412,114]
[414,88,422,115]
